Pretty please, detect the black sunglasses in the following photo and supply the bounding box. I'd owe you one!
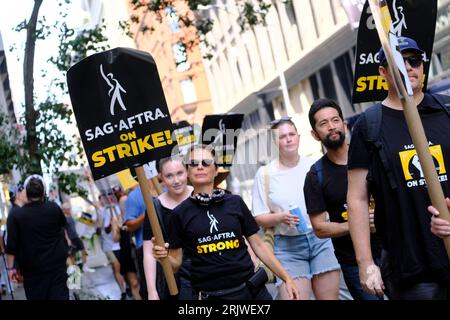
[403,55,423,68]
[187,159,214,168]
[383,54,423,68]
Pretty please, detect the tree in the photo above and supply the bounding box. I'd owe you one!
[128,0,271,56]
[9,0,108,197]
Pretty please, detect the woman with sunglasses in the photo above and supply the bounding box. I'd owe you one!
[142,156,193,300]
[252,117,341,300]
[152,145,299,300]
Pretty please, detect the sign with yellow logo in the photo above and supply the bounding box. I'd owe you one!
[399,145,446,181]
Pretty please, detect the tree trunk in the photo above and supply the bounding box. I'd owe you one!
[24,0,43,175]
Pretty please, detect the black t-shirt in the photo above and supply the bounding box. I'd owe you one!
[5,200,68,276]
[142,198,192,278]
[143,198,171,241]
[169,193,259,291]
[304,155,381,265]
[348,93,450,284]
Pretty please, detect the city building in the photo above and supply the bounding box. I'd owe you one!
[199,0,450,202]
[128,0,213,125]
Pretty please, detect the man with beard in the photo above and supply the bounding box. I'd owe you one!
[303,98,382,300]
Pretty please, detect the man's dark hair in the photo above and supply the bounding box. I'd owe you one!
[26,177,45,200]
[308,98,344,130]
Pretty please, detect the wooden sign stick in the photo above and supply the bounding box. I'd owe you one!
[135,166,178,295]
[369,0,450,259]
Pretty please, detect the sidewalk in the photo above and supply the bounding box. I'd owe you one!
[77,265,122,300]
[1,282,26,300]
[1,264,121,300]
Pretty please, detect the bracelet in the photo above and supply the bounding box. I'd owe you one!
[6,267,15,271]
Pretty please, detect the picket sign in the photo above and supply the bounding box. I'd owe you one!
[67,47,179,294]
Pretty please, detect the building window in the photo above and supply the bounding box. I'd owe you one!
[180,79,197,104]
[173,42,190,72]
[334,52,354,110]
[165,6,180,33]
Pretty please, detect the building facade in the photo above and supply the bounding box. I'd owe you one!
[200,0,450,203]
[128,0,213,125]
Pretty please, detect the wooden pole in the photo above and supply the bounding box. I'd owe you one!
[135,166,178,295]
[151,176,164,195]
[369,0,450,259]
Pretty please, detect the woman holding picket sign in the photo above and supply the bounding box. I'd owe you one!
[142,156,193,300]
[151,144,299,300]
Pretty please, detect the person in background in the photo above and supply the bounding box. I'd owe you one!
[62,202,88,267]
[304,98,382,300]
[98,194,127,300]
[252,117,341,300]
[113,186,141,300]
[5,175,69,300]
[125,170,159,300]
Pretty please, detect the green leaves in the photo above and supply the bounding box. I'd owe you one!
[56,171,88,198]
[128,0,271,59]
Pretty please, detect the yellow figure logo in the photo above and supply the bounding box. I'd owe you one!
[399,145,446,181]
[341,211,348,221]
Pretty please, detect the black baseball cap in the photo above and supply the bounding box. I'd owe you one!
[378,36,424,65]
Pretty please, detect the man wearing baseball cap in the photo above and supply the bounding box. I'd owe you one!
[347,36,450,300]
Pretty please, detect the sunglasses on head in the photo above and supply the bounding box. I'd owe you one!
[269,116,292,128]
[187,159,214,168]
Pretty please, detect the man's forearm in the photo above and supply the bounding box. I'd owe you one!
[348,169,374,266]
[314,221,349,239]
[126,214,145,232]
[348,202,373,264]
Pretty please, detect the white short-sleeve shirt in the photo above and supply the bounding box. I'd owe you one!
[252,156,315,236]
[99,206,121,252]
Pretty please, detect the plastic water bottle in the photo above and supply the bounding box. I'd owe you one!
[289,204,309,233]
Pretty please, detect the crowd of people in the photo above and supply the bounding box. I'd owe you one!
[1,37,450,300]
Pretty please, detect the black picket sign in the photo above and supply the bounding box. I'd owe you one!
[171,120,197,155]
[67,47,176,180]
[201,113,244,167]
[352,0,437,103]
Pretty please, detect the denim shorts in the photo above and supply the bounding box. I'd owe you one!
[274,232,340,286]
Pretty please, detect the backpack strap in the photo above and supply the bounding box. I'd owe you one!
[363,103,398,189]
[314,158,324,188]
[430,93,450,118]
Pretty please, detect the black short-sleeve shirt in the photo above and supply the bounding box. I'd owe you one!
[304,156,381,265]
[5,201,68,276]
[168,193,259,291]
[348,94,450,284]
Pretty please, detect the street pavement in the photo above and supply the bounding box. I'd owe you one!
[1,264,122,300]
